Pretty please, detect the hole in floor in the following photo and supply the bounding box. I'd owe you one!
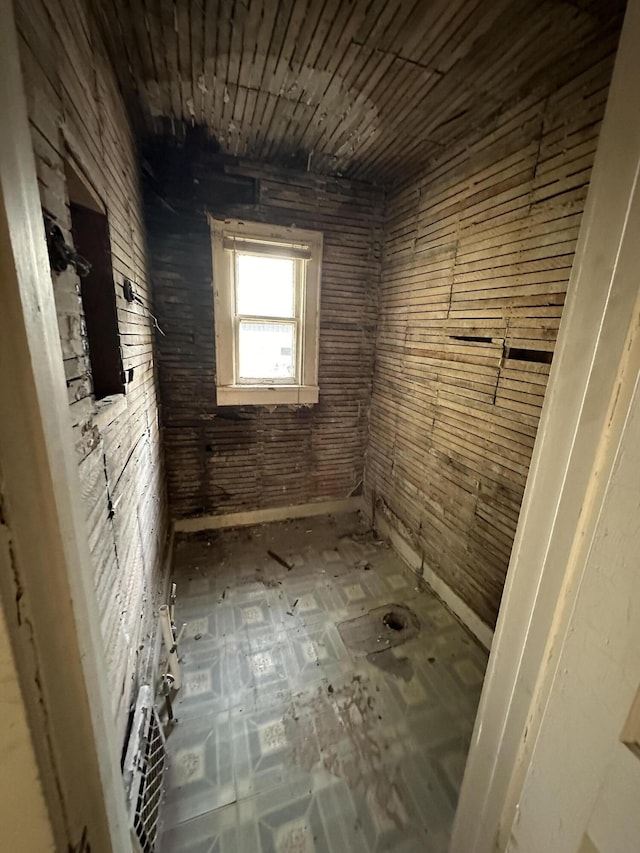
[383,610,406,631]
[338,603,419,654]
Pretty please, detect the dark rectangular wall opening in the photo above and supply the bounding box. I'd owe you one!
[67,163,124,400]
[450,335,494,343]
[505,347,554,365]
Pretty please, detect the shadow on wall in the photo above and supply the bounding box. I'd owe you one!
[143,129,383,521]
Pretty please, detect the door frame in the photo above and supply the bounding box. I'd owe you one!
[0,1,131,850]
[451,1,640,849]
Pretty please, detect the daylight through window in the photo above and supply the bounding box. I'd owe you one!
[236,254,297,382]
[210,218,323,406]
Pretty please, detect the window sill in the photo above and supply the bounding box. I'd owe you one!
[93,393,128,431]
[216,385,319,406]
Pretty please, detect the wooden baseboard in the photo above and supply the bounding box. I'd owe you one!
[173,498,492,647]
[148,525,175,683]
[173,497,364,533]
[373,509,494,650]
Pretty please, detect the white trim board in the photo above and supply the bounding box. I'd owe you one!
[173,496,494,649]
[373,510,494,651]
[0,4,131,848]
[174,497,363,533]
[147,525,175,685]
[451,4,640,849]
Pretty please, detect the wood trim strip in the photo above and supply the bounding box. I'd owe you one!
[216,384,319,406]
[372,510,494,650]
[174,496,363,532]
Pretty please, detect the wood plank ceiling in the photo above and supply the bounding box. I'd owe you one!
[96,0,625,185]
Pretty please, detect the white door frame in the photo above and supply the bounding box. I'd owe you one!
[0,1,131,850]
[451,1,640,849]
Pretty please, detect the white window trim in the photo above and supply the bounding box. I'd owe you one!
[209,216,323,406]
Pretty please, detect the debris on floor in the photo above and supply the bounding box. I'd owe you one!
[161,513,487,852]
[267,549,294,571]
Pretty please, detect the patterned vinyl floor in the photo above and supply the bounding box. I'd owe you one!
[158,513,487,853]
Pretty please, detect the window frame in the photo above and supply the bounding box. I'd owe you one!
[210,217,323,406]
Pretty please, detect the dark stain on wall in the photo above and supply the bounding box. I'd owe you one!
[144,136,384,520]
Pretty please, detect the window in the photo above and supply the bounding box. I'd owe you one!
[66,159,124,401]
[210,218,323,405]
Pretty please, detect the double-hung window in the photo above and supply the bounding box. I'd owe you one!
[210,218,322,405]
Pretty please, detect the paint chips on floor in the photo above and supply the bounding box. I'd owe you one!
[158,513,487,852]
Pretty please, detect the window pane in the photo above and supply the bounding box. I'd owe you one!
[238,321,296,380]
[236,254,295,317]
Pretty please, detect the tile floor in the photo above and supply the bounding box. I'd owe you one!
[158,513,487,853]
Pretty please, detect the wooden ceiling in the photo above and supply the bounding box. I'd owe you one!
[97,0,626,184]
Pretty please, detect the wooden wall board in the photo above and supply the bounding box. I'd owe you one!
[145,144,383,519]
[365,35,621,628]
[15,0,168,744]
[19,0,626,646]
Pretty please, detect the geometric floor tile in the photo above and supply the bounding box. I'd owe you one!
[162,712,235,827]
[158,513,488,851]
[232,702,319,798]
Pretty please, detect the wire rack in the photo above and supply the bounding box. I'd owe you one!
[123,685,166,853]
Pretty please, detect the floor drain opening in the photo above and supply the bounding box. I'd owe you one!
[338,603,419,653]
[383,611,405,632]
